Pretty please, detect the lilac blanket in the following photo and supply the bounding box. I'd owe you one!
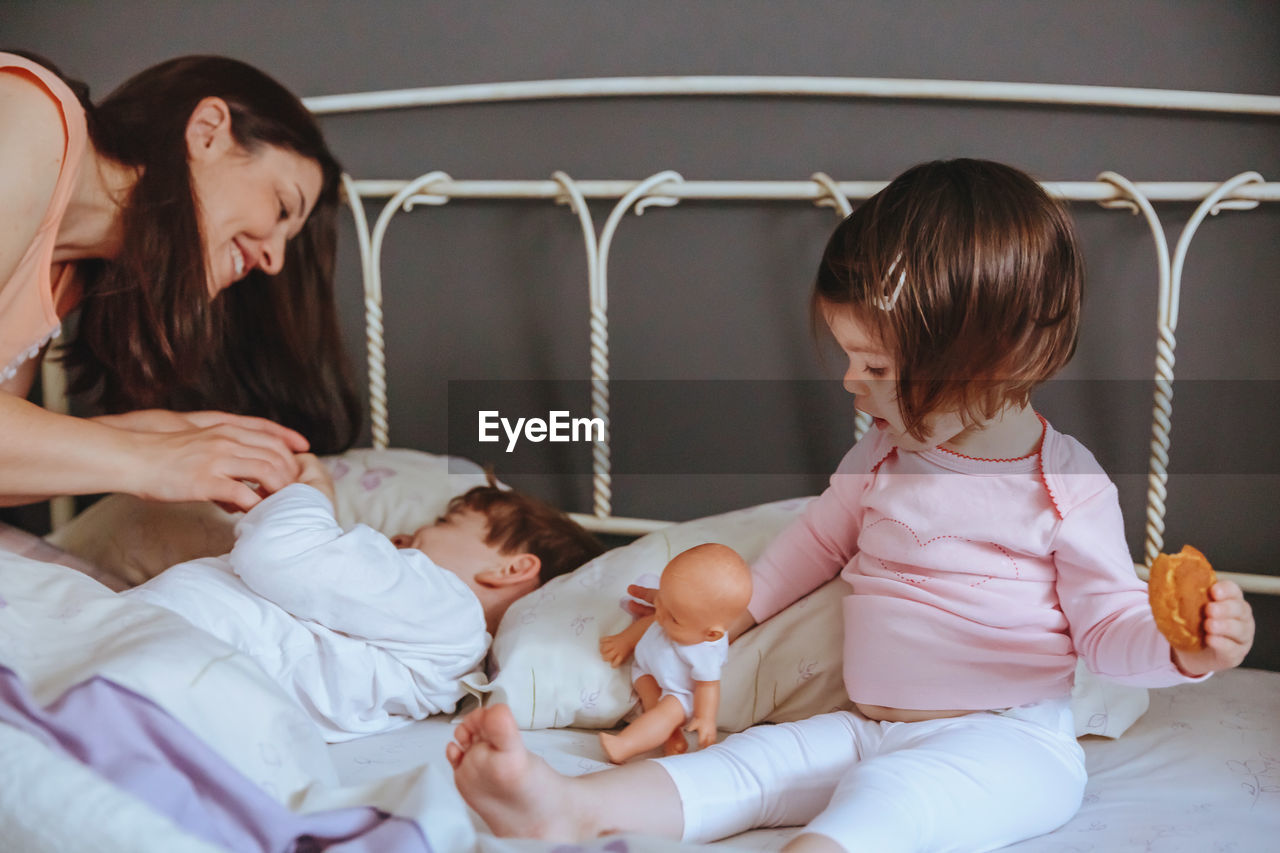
[0,665,431,852]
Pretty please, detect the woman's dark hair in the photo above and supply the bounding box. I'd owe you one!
[813,158,1083,441]
[16,52,360,452]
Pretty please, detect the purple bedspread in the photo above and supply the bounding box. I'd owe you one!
[0,665,432,852]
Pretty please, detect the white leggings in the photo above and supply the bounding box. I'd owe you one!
[653,698,1086,853]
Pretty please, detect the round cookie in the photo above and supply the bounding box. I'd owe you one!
[1148,545,1217,651]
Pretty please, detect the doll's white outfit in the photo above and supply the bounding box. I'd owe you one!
[126,484,488,742]
[632,622,728,718]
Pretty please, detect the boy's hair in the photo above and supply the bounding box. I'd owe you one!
[445,483,605,584]
[814,158,1083,441]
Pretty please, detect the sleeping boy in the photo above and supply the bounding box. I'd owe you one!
[125,454,603,742]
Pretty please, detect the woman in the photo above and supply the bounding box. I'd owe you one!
[0,51,360,511]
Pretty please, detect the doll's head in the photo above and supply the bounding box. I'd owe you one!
[653,543,752,646]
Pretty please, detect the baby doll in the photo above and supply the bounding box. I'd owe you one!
[597,543,752,764]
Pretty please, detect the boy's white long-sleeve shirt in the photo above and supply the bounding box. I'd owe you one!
[125,484,488,742]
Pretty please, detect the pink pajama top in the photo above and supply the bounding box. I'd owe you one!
[748,418,1200,711]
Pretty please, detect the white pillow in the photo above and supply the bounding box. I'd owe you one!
[485,498,1149,738]
[484,498,852,731]
[46,448,493,585]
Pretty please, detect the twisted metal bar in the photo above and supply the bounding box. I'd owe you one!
[810,171,853,216]
[810,172,874,442]
[550,172,613,517]
[366,171,453,449]
[587,171,685,518]
[1099,171,1265,567]
[340,173,374,288]
[1096,172,1173,567]
[1149,171,1264,565]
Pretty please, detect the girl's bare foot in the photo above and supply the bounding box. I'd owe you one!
[447,704,588,840]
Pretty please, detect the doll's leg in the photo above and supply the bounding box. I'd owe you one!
[798,700,1086,853]
[623,672,689,756]
[599,677,687,764]
[450,703,685,840]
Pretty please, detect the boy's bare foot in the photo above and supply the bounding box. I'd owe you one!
[448,704,588,840]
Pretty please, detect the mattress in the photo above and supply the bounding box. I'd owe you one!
[328,667,1280,852]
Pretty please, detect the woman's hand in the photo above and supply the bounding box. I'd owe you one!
[1172,580,1255,676]
[122,419,308,512]
[94,409,309,450]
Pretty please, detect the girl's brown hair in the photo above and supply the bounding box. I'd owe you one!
[23,53,360,452]
[814,159,1083,441]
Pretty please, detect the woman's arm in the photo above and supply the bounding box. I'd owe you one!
[0,392,303,510]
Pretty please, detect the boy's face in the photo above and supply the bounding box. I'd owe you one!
[392,510,506,597]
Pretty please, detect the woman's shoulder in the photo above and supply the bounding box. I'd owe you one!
[0,59,74,157]
[0,67,72,289]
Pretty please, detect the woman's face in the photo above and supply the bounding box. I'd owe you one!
[186,99,323,296]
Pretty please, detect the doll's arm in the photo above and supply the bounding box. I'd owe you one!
[600,614,654,666]
[685,680,720,748]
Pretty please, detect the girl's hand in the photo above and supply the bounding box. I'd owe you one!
[685,716,718,749]
[622,584,657,619]
[125,421,305,512]
[1172,580,1255,676]
[623,584,760,643]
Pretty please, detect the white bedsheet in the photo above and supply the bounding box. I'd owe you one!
[2,550,1275,853]
[329,668,1280,852]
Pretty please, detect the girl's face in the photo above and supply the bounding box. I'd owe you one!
[186,98,323,297]
[824,306,968,452]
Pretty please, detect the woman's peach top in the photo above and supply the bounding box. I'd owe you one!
[0,52,86,393]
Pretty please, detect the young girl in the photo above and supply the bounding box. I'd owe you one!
[445,159,1256,853]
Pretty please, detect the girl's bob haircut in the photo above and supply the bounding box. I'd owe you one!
[814,158,1083,441]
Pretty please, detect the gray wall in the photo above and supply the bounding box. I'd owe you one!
[8,0,1278,668]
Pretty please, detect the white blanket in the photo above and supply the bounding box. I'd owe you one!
[0,550,474,852]
[4,549,1278,853]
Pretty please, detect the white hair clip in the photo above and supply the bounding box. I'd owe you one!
[876,253,907,311]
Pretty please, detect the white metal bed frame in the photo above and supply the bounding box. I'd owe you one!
[45,76,1280,596]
